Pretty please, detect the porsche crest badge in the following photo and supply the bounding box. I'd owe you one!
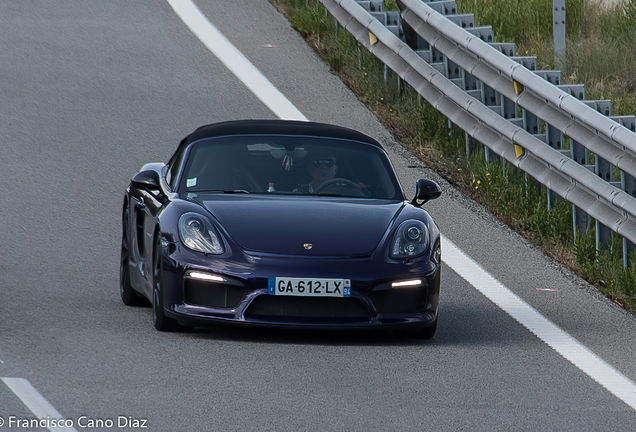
[303,243,313,250]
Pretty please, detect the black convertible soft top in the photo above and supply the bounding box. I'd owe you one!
[182,120,381,148]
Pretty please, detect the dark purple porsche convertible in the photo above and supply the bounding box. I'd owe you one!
[120,120,442,337]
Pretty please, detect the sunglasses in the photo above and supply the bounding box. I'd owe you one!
[311,159,337,168]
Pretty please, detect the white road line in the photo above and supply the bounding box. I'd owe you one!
[441,237,636,410]
[168,0,636,411]
[2,378,78,432]
[166,0,307,122]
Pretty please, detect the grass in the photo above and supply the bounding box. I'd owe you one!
[575,229,636,308]
[269,0,636,311]
[455,0,584,51]
[565,0,636,115]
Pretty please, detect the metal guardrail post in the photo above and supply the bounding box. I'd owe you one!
[623,172,636,266]
[553,0,566,70]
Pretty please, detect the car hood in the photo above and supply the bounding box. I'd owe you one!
[200,195,404,256]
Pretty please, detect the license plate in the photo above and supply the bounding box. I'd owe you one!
[268,277,351,297]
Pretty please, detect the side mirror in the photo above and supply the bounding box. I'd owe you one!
[412,179,441,207]
[132,169,162,191]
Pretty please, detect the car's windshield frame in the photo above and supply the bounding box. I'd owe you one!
[174,135,405,200]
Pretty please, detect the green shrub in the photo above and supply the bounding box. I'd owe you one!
[384,0,399,11]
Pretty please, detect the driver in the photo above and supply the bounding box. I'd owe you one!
[294,151,338,193]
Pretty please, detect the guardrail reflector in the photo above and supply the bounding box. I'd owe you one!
[369,32,378,45]
[515,144,524,158]
[514,81,524,95]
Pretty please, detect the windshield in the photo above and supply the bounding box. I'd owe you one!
[178,135,403,199]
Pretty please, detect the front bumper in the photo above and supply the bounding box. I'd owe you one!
[161,246,440,330]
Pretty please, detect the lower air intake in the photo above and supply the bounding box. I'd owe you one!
[245,296,372,323]
[184,279,245,308]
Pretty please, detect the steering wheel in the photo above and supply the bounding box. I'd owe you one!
[233,173,261,192]
[314,178,366,197]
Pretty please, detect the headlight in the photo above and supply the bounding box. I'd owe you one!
[178,212,224,254]
[389,220,429,259]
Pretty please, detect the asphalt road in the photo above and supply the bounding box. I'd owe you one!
[1,1,635,431]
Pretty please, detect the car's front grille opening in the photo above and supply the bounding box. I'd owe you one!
[183,279,245,308]
[245,296,372,323]
[368,285,427,314]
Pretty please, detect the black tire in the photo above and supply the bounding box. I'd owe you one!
[120,205,146,306]
[152,234,182,332]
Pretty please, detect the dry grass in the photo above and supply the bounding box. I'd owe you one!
[457,0,636,116]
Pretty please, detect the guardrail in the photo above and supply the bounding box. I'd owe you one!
[320,0,636,263]
[398,0,636,250]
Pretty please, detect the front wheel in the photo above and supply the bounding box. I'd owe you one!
[152,235,182,332]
